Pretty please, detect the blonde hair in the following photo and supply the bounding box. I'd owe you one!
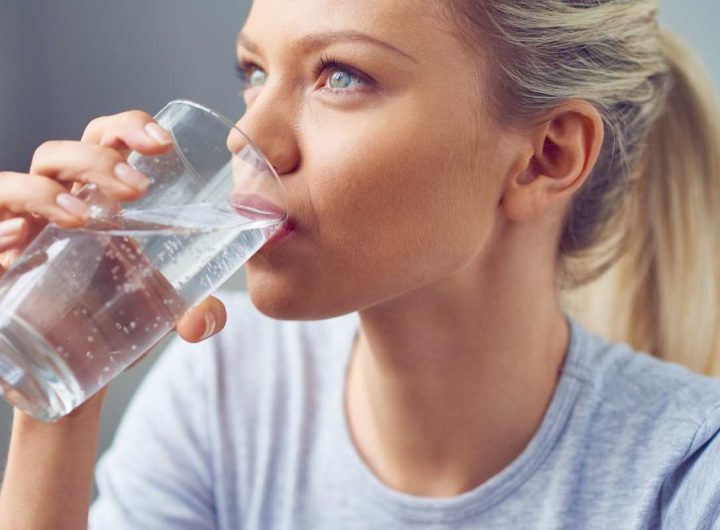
[442,1,720,376]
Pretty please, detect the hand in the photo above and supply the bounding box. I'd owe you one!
[0,110,227,358]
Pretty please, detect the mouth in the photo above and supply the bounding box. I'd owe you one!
[228,190,297,249]
[229,191,287,221]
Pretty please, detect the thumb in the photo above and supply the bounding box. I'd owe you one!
[175,295,227,343]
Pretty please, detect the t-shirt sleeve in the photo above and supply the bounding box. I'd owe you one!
[88,334,217,529]
[660,405,720,529]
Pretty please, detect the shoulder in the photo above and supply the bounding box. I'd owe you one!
[550,320,720,522]
[568,318,720,431]
[561,318,720,496]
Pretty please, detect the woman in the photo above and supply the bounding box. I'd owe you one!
[1,0,720,528]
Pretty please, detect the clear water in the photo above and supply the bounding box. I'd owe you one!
[0,202,282,417]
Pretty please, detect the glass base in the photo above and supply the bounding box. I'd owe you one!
[0,312,79,422]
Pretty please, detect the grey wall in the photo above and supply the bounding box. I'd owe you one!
[0,0,718,497]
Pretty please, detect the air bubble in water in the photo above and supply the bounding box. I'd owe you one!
[131,345,137,351]
[87,336,94,343]
[115,322,122,330]
[122,327,129,334]
[86,351,93,358]
[130,321,137,329]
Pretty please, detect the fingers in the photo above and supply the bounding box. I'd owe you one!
[30,141,151,202]
[0,217,28,253]
[0,110,173,232]
[0,171,91,227]
[81,110,174,156]
[0,219,27,275]
[175,296,227,343]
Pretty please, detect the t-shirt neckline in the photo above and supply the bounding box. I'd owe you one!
[332,313,586,524]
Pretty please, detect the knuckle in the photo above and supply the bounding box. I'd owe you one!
[92,144,124,167]
[32,140,57,160]
[25,198,52,218]
[119,109,152,125]
[106,148,125,167]
[31,140,78,173]
[29,174,62,198]
[83,116,109,137]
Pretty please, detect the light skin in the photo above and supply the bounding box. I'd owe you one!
[236,0,603,496]
[0,0,603,526]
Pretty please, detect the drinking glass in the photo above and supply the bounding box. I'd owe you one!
[0,99,287,421]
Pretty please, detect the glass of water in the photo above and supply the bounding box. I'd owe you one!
[0,99,287,421]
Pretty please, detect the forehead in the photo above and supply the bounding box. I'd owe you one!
[242,0,451,53]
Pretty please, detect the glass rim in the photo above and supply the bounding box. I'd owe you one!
[162,98,288,222]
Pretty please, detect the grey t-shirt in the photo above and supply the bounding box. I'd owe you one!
[89,290,720,529]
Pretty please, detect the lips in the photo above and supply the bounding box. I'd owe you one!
[228,191,287,220]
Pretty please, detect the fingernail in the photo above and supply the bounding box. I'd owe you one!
[56,193,91,220]
[200,312,217,341]
[114,163,150,191]
[144,122,173,145]
[0,218,25,238]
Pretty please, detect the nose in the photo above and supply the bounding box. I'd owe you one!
[230,90,300,176]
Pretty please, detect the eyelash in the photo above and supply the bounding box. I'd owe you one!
[234,53,375,96]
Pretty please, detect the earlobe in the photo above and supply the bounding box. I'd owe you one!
[502,172,553,223]
[500,101,604,224]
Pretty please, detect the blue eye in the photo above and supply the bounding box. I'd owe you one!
[328,69,361,90]
[249,68,267,87]
[234,55,376,96]
[235,61,267,89]
[314,54,374,93]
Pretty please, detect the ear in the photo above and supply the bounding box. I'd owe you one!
[500,100,604,223]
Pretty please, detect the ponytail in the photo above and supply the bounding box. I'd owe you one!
[442,0,720,376]
[563,29,720,377]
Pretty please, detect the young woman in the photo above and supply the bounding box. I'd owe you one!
[1,0,719,528]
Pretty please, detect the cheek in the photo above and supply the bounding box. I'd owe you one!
[305,100,498,278]
[246,95,503,321]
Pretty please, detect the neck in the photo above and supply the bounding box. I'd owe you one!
[345,229,570,497]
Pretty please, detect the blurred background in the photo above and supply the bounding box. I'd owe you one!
[0,0,718,496]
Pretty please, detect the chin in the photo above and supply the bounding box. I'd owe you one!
[247,283,307,320]
[245,270,325,321]
[245,268,361,321]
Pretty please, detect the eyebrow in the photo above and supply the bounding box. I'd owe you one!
[236,30,417,63]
